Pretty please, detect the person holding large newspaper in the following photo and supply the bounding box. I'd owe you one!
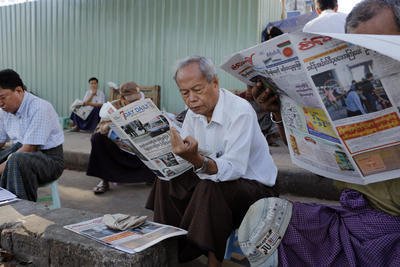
[238,1,400,266]
[87,82,156,194]
[146,56,278,267]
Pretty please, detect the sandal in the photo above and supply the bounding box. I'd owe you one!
[93,180,110,194]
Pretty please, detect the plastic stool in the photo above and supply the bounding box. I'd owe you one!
[38,180,61,209]
[224,230,244,260]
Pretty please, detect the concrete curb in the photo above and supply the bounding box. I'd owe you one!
[277,168,340,200]
[63,149,340,201]
[64,151,90,172]
[0,201,178,267]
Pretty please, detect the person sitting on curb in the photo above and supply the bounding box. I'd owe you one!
[238,1,400,265]
[87,82,156,194]
[146,56,278,267]
[0,69,64,201]
[70,77,105,132]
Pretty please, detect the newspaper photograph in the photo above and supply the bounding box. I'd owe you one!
[64,217,187,254]
[108,98,192,180]
[221,32,400,184]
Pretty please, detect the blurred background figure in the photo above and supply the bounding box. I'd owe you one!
[70,77,105,132]
[303,0,347,33]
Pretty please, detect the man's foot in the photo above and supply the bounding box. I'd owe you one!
[68,126,80,132]
[93,180,110,194]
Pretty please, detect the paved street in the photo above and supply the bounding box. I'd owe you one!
[36,131,338,267]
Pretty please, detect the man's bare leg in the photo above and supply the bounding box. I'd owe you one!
[208,251,222,267]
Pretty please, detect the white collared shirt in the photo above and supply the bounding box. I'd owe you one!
[182,88,277,186]
[303,9,347,34]
[83,89,105,104]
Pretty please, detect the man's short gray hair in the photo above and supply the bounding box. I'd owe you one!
[346,0,400,32]
[173,56,217,83]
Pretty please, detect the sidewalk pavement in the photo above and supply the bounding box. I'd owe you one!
[35,131,340,267]
[62,131,341,200]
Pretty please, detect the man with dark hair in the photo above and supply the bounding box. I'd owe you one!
[303,0,347,33]
[70,76,105,132]
[0,69,64,201]
[146,56,278,267]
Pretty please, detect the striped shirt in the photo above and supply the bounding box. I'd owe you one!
[0,92,64,150]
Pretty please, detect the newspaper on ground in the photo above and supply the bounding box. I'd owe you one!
[0,187,18,206]
[70,99,94,120]
[64,217,187,254]
[221,32,400,185]
[106,98,192,180]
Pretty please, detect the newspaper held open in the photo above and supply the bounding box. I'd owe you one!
[221,32,400,185]
[107,98,192,180]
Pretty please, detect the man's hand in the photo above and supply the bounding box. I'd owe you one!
[252,81,281,113]
[98,121,111,135]
[0,162,5,175]
[251,81,287,144]
[170,127,203,168]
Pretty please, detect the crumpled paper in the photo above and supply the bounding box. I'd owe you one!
[102,214,147,231]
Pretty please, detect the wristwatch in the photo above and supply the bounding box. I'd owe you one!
[194,156,209,174]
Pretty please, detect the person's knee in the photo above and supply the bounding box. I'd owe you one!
[7,152,24,166]
[197,179,219,190]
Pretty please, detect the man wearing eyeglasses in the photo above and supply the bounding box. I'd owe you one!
[0,69,64,201]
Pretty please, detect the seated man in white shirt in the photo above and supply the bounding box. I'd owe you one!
[0,69,64,201]
[69,77,105,132]
[303,0,348,33]
[146,56,278,267]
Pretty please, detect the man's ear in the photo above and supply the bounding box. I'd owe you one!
[212,76,219,89]
[15,86,24,93]
[316,7,322,14]
[333,6,338,12]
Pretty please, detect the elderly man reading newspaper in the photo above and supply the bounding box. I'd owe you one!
[146,56,278,267]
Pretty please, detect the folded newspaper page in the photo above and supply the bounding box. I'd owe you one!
[64,217,187,254]
[221,32,400,185]
[0,187,18,205]
[70,99,94,120]
[107,98,192,180]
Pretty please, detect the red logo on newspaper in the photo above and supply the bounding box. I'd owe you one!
[282,47,293,57]
[231,53,255,70]
[298,36,332,50]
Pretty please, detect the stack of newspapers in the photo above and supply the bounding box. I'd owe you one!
[0,187,18,205]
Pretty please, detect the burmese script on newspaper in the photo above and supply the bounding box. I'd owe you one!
[221,32,400,185]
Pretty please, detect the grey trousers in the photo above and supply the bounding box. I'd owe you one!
[0,143,64,201]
